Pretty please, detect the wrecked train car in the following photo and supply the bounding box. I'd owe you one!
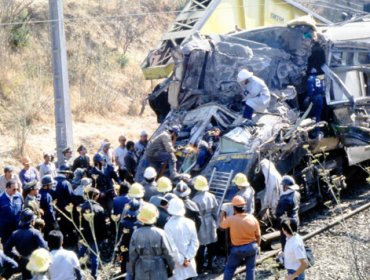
[141,17,370,216]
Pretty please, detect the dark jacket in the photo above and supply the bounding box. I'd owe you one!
[72,156,90,172]
[0,250,18,279]
[276,190,300,224]
[39,188,58,232]
[80,200,107,244]
[53,175,74,210]
[156,207,170,229]
[91,165,121,197]
[124,151,137,178]
[113,195,131,215]
[4,225,47,259]
[142,180,160,202]
[0,192,23,244]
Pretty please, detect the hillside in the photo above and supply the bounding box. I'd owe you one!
[0,0,179,168]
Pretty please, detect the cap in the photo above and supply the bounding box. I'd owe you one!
[62,147,72,154]
[140,130,148,137]
[4,165,13,172]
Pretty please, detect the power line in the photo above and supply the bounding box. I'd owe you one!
[0,1,367,28]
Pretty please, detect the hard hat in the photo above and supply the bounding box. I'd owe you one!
[128,183,145,198]
[157,176,172,193]
[137,203,159,225]
[125,198,141,218]
[58,164,73,174]
[23,180,40,191]
[144,167,157,180]
[237,69,253,83]
[281,175,299,191]
[21,156,32,165]
[233,173,250,188]
[93,153,105,164]
[232,195,246,207]
[194,175,209,191]
[174,180,191,198]
[167,197,186,216]
[164,192,177,202]
[26,248,52,273]
[310,68,318,74]
[41,175,54,186]
[19,208,36,227]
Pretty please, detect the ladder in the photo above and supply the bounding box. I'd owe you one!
[208,168,234,214]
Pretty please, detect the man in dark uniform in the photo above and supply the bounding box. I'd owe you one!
[4,209,48,280]
[39,175,58,236]
[306,68,324,137]
[72,145,90,171]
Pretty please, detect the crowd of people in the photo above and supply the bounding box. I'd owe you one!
[0,126,310,280]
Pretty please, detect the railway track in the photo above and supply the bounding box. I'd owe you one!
[196,183,370,280]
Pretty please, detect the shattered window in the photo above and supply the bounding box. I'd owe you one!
[358,52,370,65]
[330,52,343,66]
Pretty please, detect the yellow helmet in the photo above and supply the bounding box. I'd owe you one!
[233,173,250,188]
[157,176,172,193]
[194,175,209,191]
[137,203,159,224]
[128,183,145,198]
[26,248,52,273]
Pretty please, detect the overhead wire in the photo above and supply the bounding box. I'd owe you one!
[0,1,368,28]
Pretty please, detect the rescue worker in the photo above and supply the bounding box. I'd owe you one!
[78,187,108,279]
[165,197,199,280]
[173,180,202,231]
[0,166,22,194]
[192,175,218,273]
[39,175,58,236]
[4,208,48,280]
[156,176,173,195]
[260,159,282,215]
[0,180,23,245]
[237,69,271,120]
[19,156,40,187]
[128,203,176,279]
[53,165,76,248]
[220,195,261,280]
[23,181,42,217]
[233,173,255,214]
[124,141,137,184]
[91,153,121,214]
[118,199,141,276]
[149,176,172,228]
[135,130,149,161]
[194,127,221,171]
[72,145,90,171]
[141,167,160,202]
[144,126,180,179]
[127,183,145,209]
[306,68,324,137]
[26,248,52,280]
[276,175,301,250]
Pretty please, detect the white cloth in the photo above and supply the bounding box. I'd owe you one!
[165,216,199,280]
[114,146,127,169]
[49,248,81,280]
[241,76,271,112]
[38,162,57,178]
[284,234,307,271]
[260,159,282,214]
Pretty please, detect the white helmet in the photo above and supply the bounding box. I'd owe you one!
[167,197,186,216]
[144,167,157,180]
[237,69,253,83]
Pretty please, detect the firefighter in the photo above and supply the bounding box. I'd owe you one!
[233,173,255,214]
[306,68,324,137]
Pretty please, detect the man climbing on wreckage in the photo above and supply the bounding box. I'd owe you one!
[237,69,271,120]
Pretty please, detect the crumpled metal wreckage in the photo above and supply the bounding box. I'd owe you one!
[144,16,370,218]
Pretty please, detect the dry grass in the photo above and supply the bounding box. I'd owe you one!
[0,0,176,166]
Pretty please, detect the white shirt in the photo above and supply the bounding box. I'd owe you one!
[38,162,57,178]
[114,146,127,169]
[49,248,80,280]
[284,234,307,271]
[241,76,271,112]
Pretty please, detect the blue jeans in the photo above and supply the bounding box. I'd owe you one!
[287,269,305,280]
[243,104,254,119]
[224,242,258,280]
[78,243,98,278]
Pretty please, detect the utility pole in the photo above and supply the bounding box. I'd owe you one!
[49,0,73,167]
